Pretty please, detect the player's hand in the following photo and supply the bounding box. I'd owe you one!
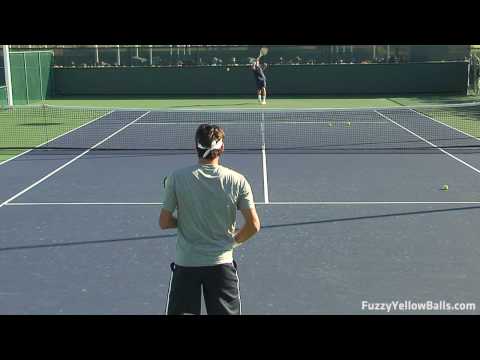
[233,230,241,248]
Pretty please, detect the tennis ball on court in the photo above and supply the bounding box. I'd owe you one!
[441,184,449,191]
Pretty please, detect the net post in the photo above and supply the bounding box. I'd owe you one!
[2,45,14,106]
[41,97,48,143]
[149,45,153,66]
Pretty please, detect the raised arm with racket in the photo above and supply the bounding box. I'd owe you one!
[258,47,269,60]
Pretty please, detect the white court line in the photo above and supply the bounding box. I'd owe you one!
[260,201,480,205]
[5,201,480,206]
[134,121,389,125]
[29,101,480,112]
[409,108,480,142]
[261,113,270,204]
[0,111,151,209]
[375,110,480,176]
[0,110,115,166]
[164,107,403,112]
[6,202,164,206]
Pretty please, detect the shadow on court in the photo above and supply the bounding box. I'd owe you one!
[0,234,175,252]
[260,205,480,230]
[2,205,480,253]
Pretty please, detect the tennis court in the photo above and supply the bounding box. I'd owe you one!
[1,102,480,314]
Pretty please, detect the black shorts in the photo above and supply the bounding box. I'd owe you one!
[165,261,241,315]
[256,80,266,90]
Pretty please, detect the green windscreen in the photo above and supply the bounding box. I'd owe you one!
[25,52,42,102]
[9,51,53,105]
[39,52,54,98]
[10,53,28,104]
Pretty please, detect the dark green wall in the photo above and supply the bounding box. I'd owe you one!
[53,62,468,96]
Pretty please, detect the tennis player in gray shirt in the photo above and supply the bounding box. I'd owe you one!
[160,124,261,315]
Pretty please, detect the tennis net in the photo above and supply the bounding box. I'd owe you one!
[1,103,480,156]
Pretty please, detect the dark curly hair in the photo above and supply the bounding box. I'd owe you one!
[195,124,225,160]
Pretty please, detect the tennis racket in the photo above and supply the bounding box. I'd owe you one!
[258,47,269,59]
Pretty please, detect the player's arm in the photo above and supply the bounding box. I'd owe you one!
[159,209,177,229]
[233,178,260,246]
[234,208,261,246]
[159,174,178,230]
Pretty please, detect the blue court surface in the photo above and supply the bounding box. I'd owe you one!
[1,108,480,314]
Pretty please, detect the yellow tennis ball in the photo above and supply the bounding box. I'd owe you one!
[441,184,449,191]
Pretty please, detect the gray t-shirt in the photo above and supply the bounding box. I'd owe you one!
[162,163,255,267]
